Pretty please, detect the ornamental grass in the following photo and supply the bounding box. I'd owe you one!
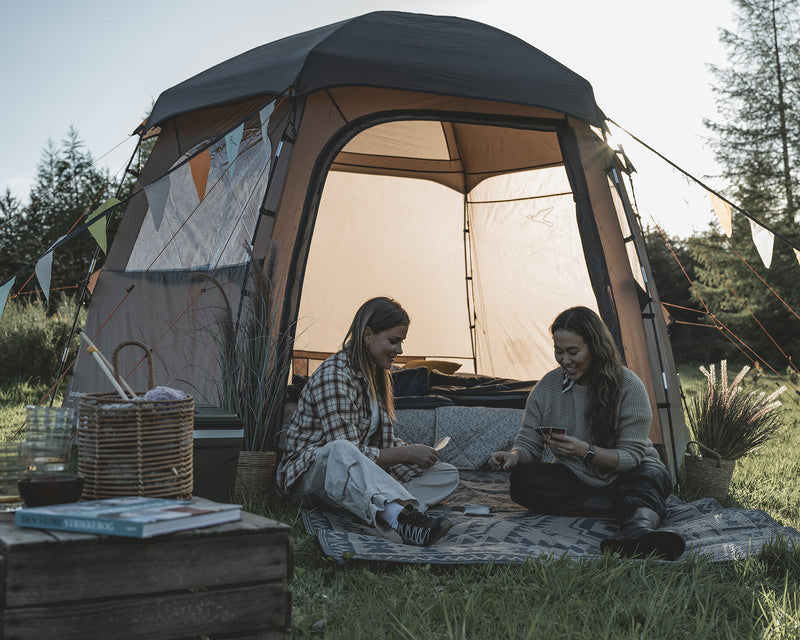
[686,360,787,461]
[207,248,294,452]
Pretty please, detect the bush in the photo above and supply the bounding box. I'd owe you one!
[0,296,83,384]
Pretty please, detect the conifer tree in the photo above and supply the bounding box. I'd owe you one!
[4,127,113,309]
[698,0,800,373]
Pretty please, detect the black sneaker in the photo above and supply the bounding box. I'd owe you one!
[395,505,452,546]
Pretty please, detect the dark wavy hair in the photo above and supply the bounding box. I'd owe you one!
[550,306,623,447]
[343,297,410,419]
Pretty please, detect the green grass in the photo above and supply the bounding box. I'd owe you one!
[3,366,800,639]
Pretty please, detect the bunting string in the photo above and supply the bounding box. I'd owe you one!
[608,118,800,256]
[649,219,800,397]
[0,92,288,308]
[70,96,288,384]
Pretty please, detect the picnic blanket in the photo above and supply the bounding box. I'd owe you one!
[301,470,800,565]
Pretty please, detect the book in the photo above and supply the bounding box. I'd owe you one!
[14,496,241,538]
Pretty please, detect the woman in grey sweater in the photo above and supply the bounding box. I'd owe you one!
[489,306,684,560]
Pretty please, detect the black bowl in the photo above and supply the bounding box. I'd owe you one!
[18,475,84,507]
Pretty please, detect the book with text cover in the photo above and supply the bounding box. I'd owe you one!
[15,496,241,538]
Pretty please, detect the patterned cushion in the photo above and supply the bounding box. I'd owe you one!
[395,406,523,469]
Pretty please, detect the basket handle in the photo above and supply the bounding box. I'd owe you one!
[112,341,155,391]
[686,440,723,467]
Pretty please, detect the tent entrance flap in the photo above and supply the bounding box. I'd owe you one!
[295,119,597,380]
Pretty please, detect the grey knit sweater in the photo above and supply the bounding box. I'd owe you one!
[512,367,660,487]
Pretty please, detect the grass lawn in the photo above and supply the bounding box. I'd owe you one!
[4,365,800,639]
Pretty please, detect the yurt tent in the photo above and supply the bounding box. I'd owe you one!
[70,11,689,479]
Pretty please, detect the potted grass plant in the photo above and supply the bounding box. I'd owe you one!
[684,360,786,501]
[208,250,294,502]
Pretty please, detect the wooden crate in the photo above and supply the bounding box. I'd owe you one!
[0,511,292,639]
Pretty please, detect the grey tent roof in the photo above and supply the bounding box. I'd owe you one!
[142,11,605,131]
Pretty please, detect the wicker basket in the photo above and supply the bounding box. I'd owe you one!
[77,341,194,500]
[234,450,277,502]
[683,440,735,502]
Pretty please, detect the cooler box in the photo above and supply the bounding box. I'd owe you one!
[193,405,244,503]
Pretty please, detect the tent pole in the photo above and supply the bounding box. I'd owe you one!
[609,162,682,486]
[462,192,478,373]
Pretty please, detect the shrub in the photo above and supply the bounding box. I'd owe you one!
[0,296,83,384]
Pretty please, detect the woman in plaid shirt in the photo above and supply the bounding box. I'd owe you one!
[277,297,458,546]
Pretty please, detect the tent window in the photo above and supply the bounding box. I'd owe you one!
[126,127,271,271]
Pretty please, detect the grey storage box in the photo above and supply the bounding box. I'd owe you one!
[193,405,244,503]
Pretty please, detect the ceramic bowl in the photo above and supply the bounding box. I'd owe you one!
[18,475,84,507]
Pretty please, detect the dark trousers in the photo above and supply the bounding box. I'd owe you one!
[509,458,672,521]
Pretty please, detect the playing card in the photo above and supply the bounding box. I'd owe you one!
[464,504,492,516]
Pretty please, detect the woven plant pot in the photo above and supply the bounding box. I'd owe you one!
[234,450,277,502]
[683,441,735,502]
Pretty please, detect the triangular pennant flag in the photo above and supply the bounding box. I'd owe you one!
[749,218,774,268]
[35,250,54,304]
[188,149,210,203]
[87,268,102,295]
[86,197,120,254]
[144,175,171,231]
[794,249,800,269]
[0,278,14,319]
[709,193,733,237]
[225,123,244,178]
[259,103,275,158]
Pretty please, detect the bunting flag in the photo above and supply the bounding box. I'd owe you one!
[35,248,55,304]
[709,193,733,237]
[225,123,244,178]
[144,175,171,231]
[259,102,275,159]
[795,248,800,269]
[86,197,120,254]
[749,218,774,268]
[189,149,210,203]
[87,268,101,295]
[0,278,14,320]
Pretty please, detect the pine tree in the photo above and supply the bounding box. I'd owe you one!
[705,0,800,223]
[0,189,25,281]
[8,127,114,308]
[700,0,800,373]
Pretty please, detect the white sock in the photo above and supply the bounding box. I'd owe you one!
[378,501,404,530]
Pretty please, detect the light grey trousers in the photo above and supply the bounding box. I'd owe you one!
[289,439,459,526]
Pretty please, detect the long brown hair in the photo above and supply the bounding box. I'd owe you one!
[343,297,410,420]
[550,306,623,447]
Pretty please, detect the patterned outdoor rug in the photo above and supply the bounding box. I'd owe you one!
[301,470,800,565]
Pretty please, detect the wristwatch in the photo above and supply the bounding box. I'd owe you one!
[582,445,596,463]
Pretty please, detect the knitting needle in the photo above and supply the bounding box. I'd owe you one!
[77,330,135,400]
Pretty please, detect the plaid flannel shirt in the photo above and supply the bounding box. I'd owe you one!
[276,350,420,492]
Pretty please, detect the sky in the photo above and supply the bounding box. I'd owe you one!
[2,0,736,238]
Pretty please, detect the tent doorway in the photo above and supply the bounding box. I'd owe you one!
[296,117,600,380]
